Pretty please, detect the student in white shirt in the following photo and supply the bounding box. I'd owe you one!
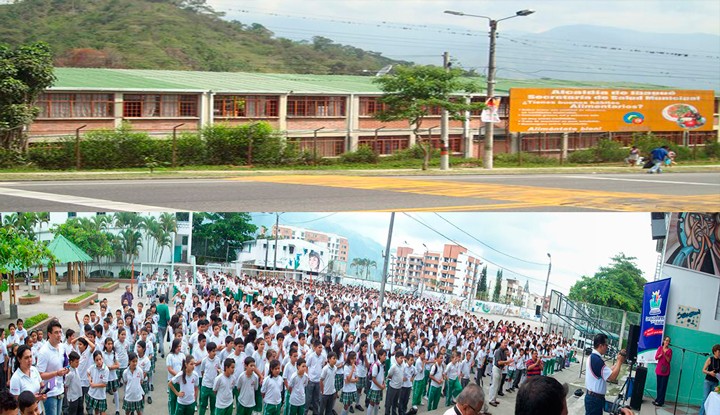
[261,360,284,415]
[169,355,199,415]
[86,351,109,415]
[198,342,220,415]
[63,351,82,415]
[122,352,146,415]
[319,352,338,415]
[212,358,236,415]
[288,358,309,415]
[340,351,360,415]
[236,356,259,415]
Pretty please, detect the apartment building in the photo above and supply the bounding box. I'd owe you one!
[273,225,349,273]
[393,244,482,298]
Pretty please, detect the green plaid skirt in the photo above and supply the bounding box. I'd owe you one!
[86,397,107,412]
[106,379,120,393]
[335,374,344,393]
[341,391,358,405]
[141,380,150,394]
[116,369,126,385]
[122,399,145,412]
[356,377,366,392]
[366,388,382,404]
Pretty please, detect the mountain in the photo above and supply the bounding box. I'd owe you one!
[0,0,409,74]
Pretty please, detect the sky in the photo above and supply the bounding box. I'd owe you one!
[203,0,720,90]
[251,212,661,297]
[208,0,720,35]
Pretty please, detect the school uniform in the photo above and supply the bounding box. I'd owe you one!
[87,365,110,413]
[411,358,425,407]
[340,365,359,409]
[199,356,221,415]
[261,376,284,415]
[288,372,308,415]
[213,373,236,415]
[319,363,337,415]
[427,363,444,411]
[385,362,403,415]
[122,367,146,413]
[65,366,84,415]
[399,363,414,415]
[172,371,200,415]
[236,372,259,415]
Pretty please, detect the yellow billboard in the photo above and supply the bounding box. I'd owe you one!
[509,88,715,133]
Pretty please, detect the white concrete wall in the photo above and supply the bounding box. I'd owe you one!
[664,264,720,334]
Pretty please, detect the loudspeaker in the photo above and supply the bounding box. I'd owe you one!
[630,366,647,410]
[651,212,667,240]
[626,324,640,362]
[535,305,541,316]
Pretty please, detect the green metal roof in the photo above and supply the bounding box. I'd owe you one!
[51,67,674,95]
[46,234,92,263]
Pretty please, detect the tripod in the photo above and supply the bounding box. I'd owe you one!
[672,345,709,415]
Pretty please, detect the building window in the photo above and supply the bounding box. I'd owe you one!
[359,97,387,116]
[287,96,346,117]
[214,95,279,117]
[123,94,198,117]
[37,93,114,118]
[67,212,77,218]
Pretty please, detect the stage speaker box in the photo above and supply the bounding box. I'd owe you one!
[626,324,640,362]
[651,212,667,240]
[535,305,541,316]
[630,366,647,410]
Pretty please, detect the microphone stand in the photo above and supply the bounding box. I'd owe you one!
[671,345,709,415]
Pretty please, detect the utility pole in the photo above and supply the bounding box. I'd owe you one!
[440,51,451,171]
[378,212,395,310]
[543,253,552,312]
[484,21,497,169]
[273,212,280,270]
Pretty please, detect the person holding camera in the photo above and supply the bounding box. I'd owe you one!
[584,334,626,415]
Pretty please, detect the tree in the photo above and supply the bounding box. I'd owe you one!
[476,264,488,300]
[372,65,483,170]
[568,253,647,313]
[0,42,56,150]
[0,226,53,274]
[492,269,503,303]
[364,260,377,280]
[350,258,365,277]
[52,218,114,269]
[191,213,257,265]
[157,212,177,262]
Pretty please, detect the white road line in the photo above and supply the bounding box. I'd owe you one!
[0,187,186,212]
[562,175,720,186]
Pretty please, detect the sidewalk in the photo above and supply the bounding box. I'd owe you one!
[3,284,702,415]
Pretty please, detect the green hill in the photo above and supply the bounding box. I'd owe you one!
[0,0,410,74]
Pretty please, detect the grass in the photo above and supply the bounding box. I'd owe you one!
[100,282,117,288]
[22,293,38,298]
[4,313,50,337]
[67,291,94,304]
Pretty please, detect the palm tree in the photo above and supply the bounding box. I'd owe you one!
[158,212,177,262]
[142,216,161,261]
[119,228,143,265]
[364,260,377,280]
[113,212,143,231]
[350,258,363,277]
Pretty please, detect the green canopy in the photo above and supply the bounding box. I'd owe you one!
[46,235,92,263]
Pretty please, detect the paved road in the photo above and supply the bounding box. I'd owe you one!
[0,172,718,212]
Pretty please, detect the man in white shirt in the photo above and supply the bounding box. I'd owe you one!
[584,334,625,415]
[36,320,70,415]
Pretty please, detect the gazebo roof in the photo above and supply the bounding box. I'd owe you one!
[47,235,92,263]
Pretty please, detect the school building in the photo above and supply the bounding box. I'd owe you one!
[29,68,720,158]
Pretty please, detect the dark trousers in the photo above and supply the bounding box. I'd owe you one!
[460,378,469,389]
[67,396,84,415]
[305,381,320,415]
[385,386,400,415]
[499,373,507,392]
[319,393,335,415]
[398,386,411,415]
[512,369,524,389]
[0,362,5,391]
[655,375,669,405]
[584,393,604,415]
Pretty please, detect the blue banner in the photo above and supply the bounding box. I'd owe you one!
[637,278,671,363]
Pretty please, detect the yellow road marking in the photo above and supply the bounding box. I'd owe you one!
[230,175,720,211]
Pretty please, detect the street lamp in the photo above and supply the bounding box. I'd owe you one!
[543,252,551,312]
[444,9,536,169]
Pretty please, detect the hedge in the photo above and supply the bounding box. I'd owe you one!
[67,292,94,303]
[24,313,49,328]
[27,122,297,170]
[100,282,116,288]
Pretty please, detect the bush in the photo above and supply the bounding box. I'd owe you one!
[27,144,74,170]
[67,292,94,303]
[25,313,49,328]
[702,138,720,158]
[0,148,24,168]
[389,144,440,160]
[494,152,558,166]
[340,145,378,163]
[595,139,627,162]
[118,269,132,279]
[173,132,208,166]
[567,149,597,164]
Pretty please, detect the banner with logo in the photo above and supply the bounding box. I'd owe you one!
[508,88,714,133]
[480,97,501,123]
[637,278,671,364]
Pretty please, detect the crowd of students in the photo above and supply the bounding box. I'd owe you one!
[1,269,575,415]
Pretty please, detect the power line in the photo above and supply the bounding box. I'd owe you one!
[401,213,563,288]
[433,213,548,266]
